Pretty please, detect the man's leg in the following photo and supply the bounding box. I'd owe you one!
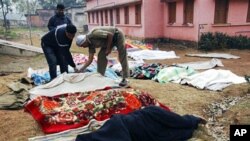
[41,43,57,80]
[97,48,108,76]
[55,50,68,74]
[116,32,129,79]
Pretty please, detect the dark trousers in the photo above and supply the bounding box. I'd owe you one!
[41,43,68,80]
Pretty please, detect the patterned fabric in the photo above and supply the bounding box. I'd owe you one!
[131,63,165,79]
[153,66,196,83]
[25,88,169,133]
[31,72,51,86]
[125,39,153,50]
[72,53,97,65]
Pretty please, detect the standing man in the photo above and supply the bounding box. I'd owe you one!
[48,4,72,31]
[76,27,129,86]
[41,24,77,80]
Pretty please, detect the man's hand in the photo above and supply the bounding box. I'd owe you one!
[73,67,78,73]
[78,68,85,73]
[105,49,111,55]
[75,67,84,73]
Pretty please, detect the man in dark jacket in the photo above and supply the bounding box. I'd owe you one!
[41,24,77,80]
[47,4,72,31]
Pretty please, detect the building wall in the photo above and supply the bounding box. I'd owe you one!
[27,16,44,27]
[66,7,87,29]
[206,0,250,37]
[86,0,250,42]
[163,0,199,41]
[87,0,145,38]
[116,2,145,38]
[143,0,164,38]
[36,9,54,27]
[163,0,250,41]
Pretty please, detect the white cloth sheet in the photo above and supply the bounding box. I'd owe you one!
[28,119,107,141]
[175,58,224,70]
[29,72,119,99]
[180,69,246,91]
[110,60,144,72]
[128,50,179,61]
[186,53,240,59]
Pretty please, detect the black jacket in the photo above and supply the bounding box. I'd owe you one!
[48,15,72,31]
[41,26,75,68]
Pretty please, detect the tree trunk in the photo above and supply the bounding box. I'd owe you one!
[0,0,8,40]
[26,0,33,45]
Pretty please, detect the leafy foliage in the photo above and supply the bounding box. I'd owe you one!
[15,0,41,14]
[0,0,12,37]
[198,32,250,50]
[37,0,85,9]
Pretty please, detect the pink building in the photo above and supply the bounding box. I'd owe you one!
[86,0,250,42]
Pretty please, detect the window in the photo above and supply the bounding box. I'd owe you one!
[214,0,229,24]
[110,9,113,26]
[184,0,194,24]
[101,11,103,26]
[105,10,108,24]
[247,0,250,22]
[116,8,120,24]
[96,11,99,24]
[92,12,95,23]
[88,12,90,23]
[135,4,141,24]
[124,6,129,24]
[168,2,176,24]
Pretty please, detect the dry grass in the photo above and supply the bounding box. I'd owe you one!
[0,34,250,141]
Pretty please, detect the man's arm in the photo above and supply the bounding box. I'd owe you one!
[64,47,76,68]
[79,53,94,72]
[48,17,55,31]
[66,16,72,25]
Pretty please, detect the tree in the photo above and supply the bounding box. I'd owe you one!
[38,0,85,9]
[0,0,13,39]
[12,0,38,45]
[15,0,41,14]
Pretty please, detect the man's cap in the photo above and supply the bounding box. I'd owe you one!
[66,24,77,34]
[57,4,65,9]
[76,35,86,46]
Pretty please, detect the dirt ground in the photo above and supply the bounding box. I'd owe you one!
[0,36,249,141]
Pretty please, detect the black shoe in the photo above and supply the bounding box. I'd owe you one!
[119,79,128,87]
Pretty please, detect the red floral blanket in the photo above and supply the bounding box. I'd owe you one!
[25,88,170,133]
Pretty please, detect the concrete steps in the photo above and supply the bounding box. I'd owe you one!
[0,39,43,56]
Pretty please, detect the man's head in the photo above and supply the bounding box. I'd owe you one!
[65,24,77,40]
[56,4,65,16]
[76,35,89,47]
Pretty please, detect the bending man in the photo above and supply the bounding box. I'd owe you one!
[76,27,129,86]
[41,24,77,80]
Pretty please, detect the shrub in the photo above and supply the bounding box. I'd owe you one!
[198,32,216,51]
[198,32,250,50]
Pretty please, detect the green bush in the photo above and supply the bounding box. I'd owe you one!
[198,32,250,50]
[198,32,216,51]
[214,32,228,49]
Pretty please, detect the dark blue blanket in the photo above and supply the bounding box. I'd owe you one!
[76,106,202,141]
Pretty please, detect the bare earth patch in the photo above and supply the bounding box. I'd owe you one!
[0,41,249,141]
